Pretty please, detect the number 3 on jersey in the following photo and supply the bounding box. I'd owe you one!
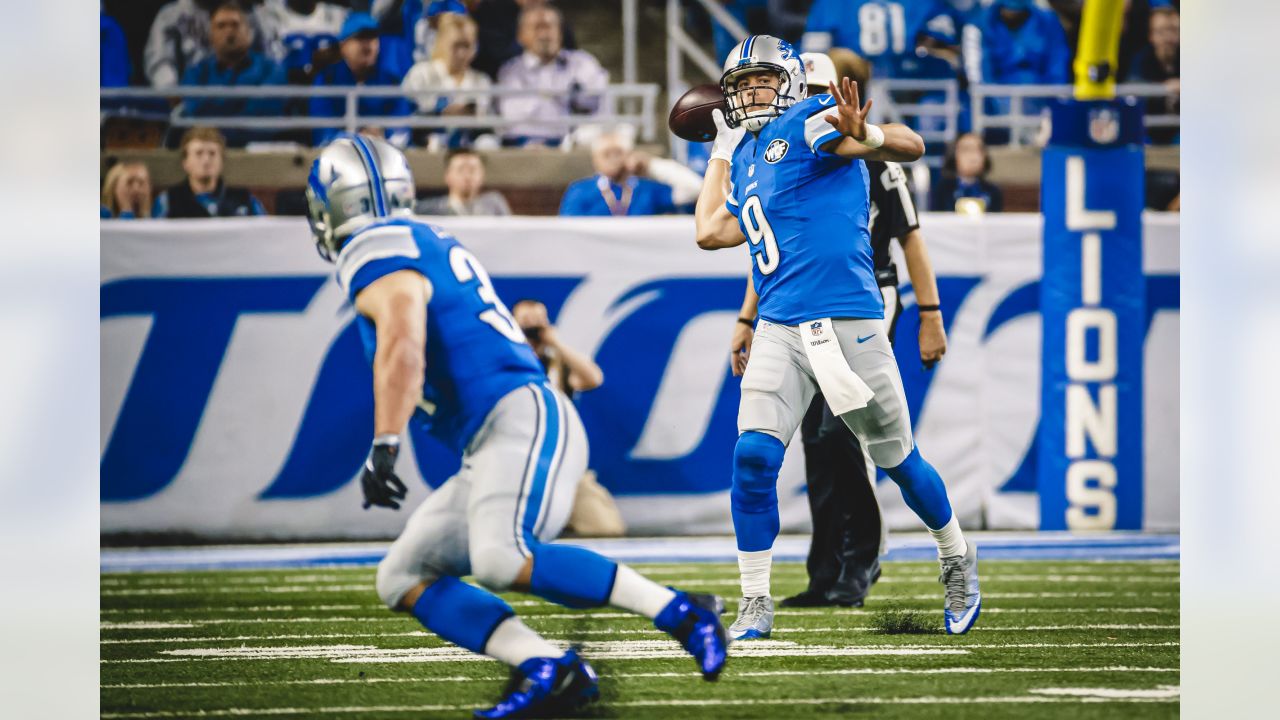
[743,195,780,275]
[448,245,526,343]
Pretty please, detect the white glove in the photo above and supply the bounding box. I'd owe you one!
[709,109,745,164]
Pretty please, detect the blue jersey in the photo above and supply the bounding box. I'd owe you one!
[804,0,958,78]
[725,95,883,325]
[335,218,546,454]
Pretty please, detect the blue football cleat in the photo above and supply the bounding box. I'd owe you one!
[654,590,729,681]
[474,648,599,719]
[940,542,982,635]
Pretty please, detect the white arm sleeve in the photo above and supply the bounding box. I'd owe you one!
[144,6,180,88]
[645,157,705,206]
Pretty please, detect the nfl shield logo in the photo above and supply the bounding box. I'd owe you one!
[1088,107,1120,145]
[810,321,823,336]
[764,139,789,164]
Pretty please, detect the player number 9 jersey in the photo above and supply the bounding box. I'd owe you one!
[725,95,884,325]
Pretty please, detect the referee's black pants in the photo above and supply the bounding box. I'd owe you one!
[793,285,902,605]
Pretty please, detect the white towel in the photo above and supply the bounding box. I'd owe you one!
[800,318,875,415]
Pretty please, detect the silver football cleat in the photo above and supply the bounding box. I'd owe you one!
[728,595,774,640]
[940,542,982,635]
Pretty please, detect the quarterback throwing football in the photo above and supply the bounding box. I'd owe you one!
[693,35,981,640]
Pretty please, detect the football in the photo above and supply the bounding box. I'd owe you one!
[668,83,727,142]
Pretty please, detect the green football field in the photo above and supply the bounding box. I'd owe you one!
[101,559,1179,718]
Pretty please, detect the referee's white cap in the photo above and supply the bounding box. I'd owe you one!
[801,52,837,92]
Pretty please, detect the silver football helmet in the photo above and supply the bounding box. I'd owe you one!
[721,35,806,132]
[306,134,416,262]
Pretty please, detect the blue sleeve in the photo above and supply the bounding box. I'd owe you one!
[180,63,212,117]
[249,195,266,216]
[152,192,168,219]
[100,14,131,87]
[100,205,111,219]
[558,181,592,216]
[651,181,676,215]
[725,173,741,218]
[252,59,289,117]
[337,224,426,300]
[1042,14,1072,84]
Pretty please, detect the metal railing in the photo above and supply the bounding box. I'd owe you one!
[100,83,662,142]
[972,82,1179,147]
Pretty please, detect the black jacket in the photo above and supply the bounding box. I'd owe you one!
[158,179,261,218]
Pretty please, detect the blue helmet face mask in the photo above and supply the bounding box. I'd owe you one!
[720,35,807,133]
[305,134,416,262]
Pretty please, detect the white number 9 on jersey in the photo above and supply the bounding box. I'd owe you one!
[742,195,780,275]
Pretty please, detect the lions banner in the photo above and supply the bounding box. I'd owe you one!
[101,214,1178,539]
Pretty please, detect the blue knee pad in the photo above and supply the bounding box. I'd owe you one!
[530,543,618,609]
[883,446,954,530]
[411,576,514,654]
[731,431,785,552]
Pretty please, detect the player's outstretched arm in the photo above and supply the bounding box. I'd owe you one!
[900,229,948,369]
[820,77,925,162]
[695,110,748,250]
[354,269,429,436]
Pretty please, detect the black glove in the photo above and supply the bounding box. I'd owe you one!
[361,435,408,510]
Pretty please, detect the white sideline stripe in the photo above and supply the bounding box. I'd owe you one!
[105,640,970,664]
[101,622,195,630]
[101,640,1178,663]
[1030,685,1180,699]
[100,622,1178,647]
[100,575,1179,594]
[98,607,1170,631]
[98,565,1179,586]
[100,693,1179,717]
[102,666,1179,689]
[97,591,1177,615]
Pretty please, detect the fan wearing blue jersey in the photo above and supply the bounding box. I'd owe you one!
[693,35,981,640]
[303,135,727,718]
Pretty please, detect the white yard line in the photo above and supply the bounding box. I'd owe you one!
[98,591,1177,616]
[99,607,1170,632]
[100,692,1179,717]
[102,666,1178,689]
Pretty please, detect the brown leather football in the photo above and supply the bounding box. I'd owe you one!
[668,83,728,142]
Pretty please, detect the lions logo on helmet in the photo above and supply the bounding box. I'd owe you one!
[720,35,806,133]
[306,134,416,261]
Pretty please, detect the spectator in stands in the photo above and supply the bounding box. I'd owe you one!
[253,0,349,84]
[962,0,1070,87]
[470,0,577,79]
[931,132,1004,213]
[803,0,960,80]
[1125,6,1179,144]
[100,162,154,220]
[310,13,413,147]
[401,12,494,149]
[559,129,702,217]
[181,2,288,147]
[146,0,248,88]
[416,148,512,215]
[153,127,267,217]
[496,5,607,147]
[102,10,131,88]
[371,0,472,72]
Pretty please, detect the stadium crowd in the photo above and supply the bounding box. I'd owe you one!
[101,0,1180,216]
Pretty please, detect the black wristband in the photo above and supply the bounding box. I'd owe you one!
[918,304,941,313]
[736,317,756,327]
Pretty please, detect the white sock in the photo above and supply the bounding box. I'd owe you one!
[738,549,772,598]
[930,515,968,559]
[483,616,562,666]
[608,564,677,618]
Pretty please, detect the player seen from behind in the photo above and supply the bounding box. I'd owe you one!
[694,35,981,640]
[304,134,727,718]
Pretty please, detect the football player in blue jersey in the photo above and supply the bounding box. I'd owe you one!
[304,134,728,718]
[694,36,981,640]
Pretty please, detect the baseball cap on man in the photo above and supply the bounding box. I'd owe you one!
[427,0,468,16]
[339,13,380,42]
[801,52,837,92]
